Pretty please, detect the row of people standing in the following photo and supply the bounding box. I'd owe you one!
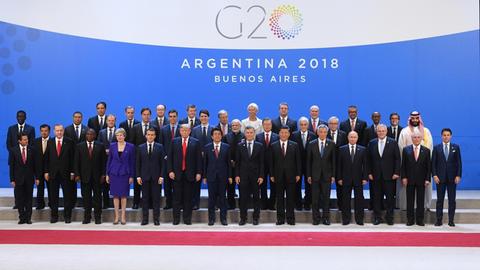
[6,103,461,226]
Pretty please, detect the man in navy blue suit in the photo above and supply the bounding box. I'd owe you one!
[203,128,231,226]
[191,109,213,210]
[6,110,36,150]
[119,106,140,144]
[236,126,264,225]
[337,131,369,225]
[367,124,401,225]
[136,128,166,226]
[339,105,367,146]
[9,132,39,224]
[432,128,462,227]
[160,109,180,210]
[64,111,88,145]
[6,110,36,209]
[271,102,298,134]
[167,124,202,225]
[256,118,279,210]
[87,101,107,134]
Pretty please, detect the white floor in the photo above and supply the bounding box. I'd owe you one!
[0,245,479,270]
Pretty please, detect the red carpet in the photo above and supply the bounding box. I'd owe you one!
[1,230,480,247]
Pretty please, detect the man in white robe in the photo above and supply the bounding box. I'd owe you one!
[397,111,433,210]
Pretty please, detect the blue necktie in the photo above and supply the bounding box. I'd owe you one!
[444,144,449,160]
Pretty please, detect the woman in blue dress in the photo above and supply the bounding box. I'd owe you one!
[106,128,135,225]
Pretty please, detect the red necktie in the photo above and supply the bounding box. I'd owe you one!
[171,126,175,141]
[21,146,26,164]
[312,119,317,131]
[214,145,219,158]
[265,133,270,146]
[182,138,187,171]
[56,140,62,157]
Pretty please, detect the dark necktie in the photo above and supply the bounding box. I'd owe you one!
[144,124,148,136]
[393,127,397,141]
[350,145,355,162]
[248,142,252,157]
[75,125,80,139]
[190,119,194,128]
[214,144,219,158]
[129,120,132,129]
[148,143,152,156]
[320,142,324,157]
[282,142,286,157]
[19,125,23,134]
[88,142,93,159]
[108,128,113,142]
[99,117,104,128]
[202,126,207,138]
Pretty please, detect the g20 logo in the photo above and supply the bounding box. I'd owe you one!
[215,4,303,40]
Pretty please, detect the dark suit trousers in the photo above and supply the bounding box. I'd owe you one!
[342,185,365,223]
[14,179,34,221]
[163,163,174,207]
[133,180,141,205]
[49,174,76,219]
[275,173,296,222]
[406,184,425,224]
[295,174,311,208]
[173,172,194,223]
[192,180,201,208]
[368,181,375,210]
[81,178,102,219]
[311,179,331,221]
[226,180,237,208]
[372,178,395,221]
[141,178,161,221]
[36,175,50,207]
[336,182,344,211]
[207,177,227,222]
[239,175,260,221]
[436,181,457,222]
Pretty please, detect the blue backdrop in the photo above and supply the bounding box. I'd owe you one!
[0,22,479,188]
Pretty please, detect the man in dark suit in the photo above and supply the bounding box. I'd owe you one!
[203,128,231,226]
[6,110,36,210]
[235,126,264,225]
[160,109,180,210]
[44,124,76,223]
[33,124,51,210]
[432,128,462,227]
[290,117,317,211]
[131,108,159,209]
[337,131,369,225]
[136,128,166,226]
[327,116,347,212]
[364,112,381,146]
[74,129,106,224]
[64,111,88,145]
[223,119,244,209]
[87,101,107,134]
[364,112,381,210]
[152,104,168,130]
[401,132,431,226]
[387,112,403,142]
[272,102,297,134]
[339,105,367,146]
[216,109,231,136]
[6,110,36,150]
[191,109,213,209]
[9,132,39,224]
[179,104,200,128]
[367,124,401,225]
[167,124,202,225]
[255,118,279,210]
[308,105,327,132]
[306,124,336,225]
[270,126,301,225]
[97,114,117,209]
[119,106,140,143]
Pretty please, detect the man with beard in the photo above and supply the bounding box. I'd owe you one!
[397,111,433,210]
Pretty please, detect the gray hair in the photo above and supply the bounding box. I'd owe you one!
[231,119,241,125]
[218,109,228,118]
[247,103,259,111]
[279,102,289,108]
[244,126,255,132]
[310,105,319,111]
[298,116,309,124]
[106,114,116,121]
[317,124,329,132]
[124,106,134,112]
[115,128,126,137]
[328,116,339,124]
[377,123,388,131]
[180,123,191,130]
[156,104,166,110]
